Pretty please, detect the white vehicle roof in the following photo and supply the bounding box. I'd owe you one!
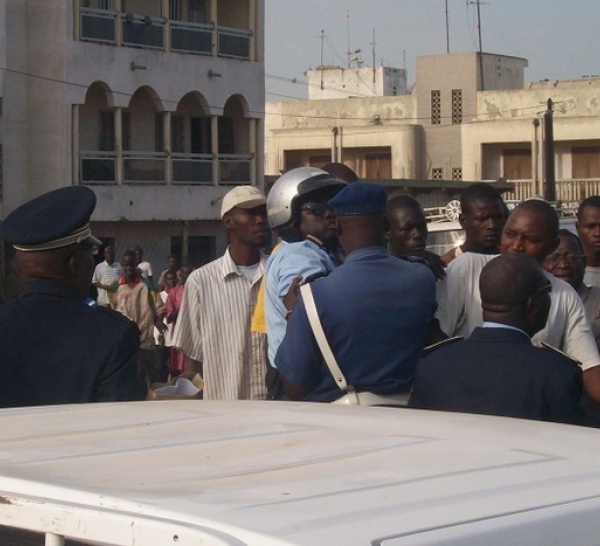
[0,401,599,545]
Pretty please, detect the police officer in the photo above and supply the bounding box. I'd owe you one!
[0,186,146,407]
[275,182,437,403]
[410,253,582,424]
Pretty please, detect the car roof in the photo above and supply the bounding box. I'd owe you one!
[0,401,599,545]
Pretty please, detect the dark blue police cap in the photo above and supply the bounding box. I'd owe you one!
[3,186,101,252]
[327,182,387,215]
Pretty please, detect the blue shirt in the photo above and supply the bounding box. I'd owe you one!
[275,246,437,401]
[265,239,337,366]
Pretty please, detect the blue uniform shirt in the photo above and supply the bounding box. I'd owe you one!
[275,246,437,401]
[265,239,337,367]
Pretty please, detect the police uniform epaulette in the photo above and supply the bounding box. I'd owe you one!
[303,270,330,284]
[422,336,464,356]
[541,342,582,367]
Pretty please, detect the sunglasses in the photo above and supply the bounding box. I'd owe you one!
[301,202,330,216]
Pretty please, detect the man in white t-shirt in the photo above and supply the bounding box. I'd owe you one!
[134,246,153,283]
[437,199,600,403]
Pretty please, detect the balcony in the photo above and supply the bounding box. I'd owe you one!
[219,155,252,185]
[79,152,252,186]
[172,153,213,184]
[78,7,252,60]
[170,21,212,55]
[80,152,117,184]
[121,13,164,49]
[217,26,251,59]
[80,7,117,43]
[501,179,600,203]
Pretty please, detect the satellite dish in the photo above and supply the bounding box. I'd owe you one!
[445,200,461,222]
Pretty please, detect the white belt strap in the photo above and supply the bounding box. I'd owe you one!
[300,283,348,392]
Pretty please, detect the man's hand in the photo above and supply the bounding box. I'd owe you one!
[406,250,447,280]
[283,276,303,318]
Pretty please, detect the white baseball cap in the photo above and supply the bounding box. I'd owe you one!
[220,186,267,218]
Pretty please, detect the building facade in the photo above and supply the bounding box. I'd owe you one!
[266,51,600,205]
[1,0,265,296]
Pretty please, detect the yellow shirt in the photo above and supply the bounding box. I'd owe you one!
[251,243,281,333]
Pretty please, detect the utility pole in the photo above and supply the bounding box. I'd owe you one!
[544,98,556,202]
[320,29,324,90]
[445,0,450,54]
[467,0,485,90]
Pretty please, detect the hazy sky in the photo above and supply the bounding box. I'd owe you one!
[265,0,599,101]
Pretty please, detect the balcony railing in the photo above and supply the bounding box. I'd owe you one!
[123,152,166,183]
[80,152,117,184]
[78,8,252,60]
[79,151,252,185]
[121,13,164,49]
[219,154,252,185]
[80,7,117,43]
[501,179,600,203]
[172,153,213,184]
[217,26,251,59]
[170,20,212,54]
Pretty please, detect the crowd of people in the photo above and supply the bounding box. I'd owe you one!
[3,172,600,428]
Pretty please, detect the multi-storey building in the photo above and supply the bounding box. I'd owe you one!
[1,0,265,296]
[266,51,600,204]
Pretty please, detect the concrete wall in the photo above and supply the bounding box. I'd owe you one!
[307,66,408,100]
[264,95,419,177]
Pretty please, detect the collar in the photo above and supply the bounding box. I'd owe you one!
[221,247,266,281]
[482,321,530,339]
[343,245,388,264]
[305,234,326,249]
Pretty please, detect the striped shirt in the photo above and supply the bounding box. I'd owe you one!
[92,261,123,306]
[171,248,268,400]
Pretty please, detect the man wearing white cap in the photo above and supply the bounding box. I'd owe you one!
[171,186,270,400]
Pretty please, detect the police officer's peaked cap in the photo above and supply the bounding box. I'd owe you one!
[327,182,387,215]
[3,186,102,252]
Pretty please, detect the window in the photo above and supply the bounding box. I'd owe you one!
[451,89,462,125]
[572,147,600,179]
[99,111,114,151]
[171,115,185,153]
[189,0,206,23]
[503,149,532,180]
[122,112,131,150]
[432,167,443,180]
[452,167,462,181]
[431,90,441,125]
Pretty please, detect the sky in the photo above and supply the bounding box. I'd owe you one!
[265,0,599,101]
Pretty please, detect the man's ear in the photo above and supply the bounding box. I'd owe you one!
[223,212,233,230]
[458,213,467,230]
[383,216,391,239]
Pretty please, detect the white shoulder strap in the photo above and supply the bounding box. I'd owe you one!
[300,283,348,391]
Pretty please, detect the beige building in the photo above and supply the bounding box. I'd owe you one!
[266,51,600,204]
[1,0,265,296]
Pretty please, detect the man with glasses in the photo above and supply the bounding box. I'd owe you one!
[410,253,582,425]
[262,167,346,397]
[543,230,600,347]
[0,186,146,407]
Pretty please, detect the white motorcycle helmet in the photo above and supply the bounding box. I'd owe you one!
[267,167,347,240]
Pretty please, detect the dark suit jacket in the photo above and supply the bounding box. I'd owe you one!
[0,279,146,407]
[409,327,583,425]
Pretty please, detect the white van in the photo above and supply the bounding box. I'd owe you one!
[0,401,599,545]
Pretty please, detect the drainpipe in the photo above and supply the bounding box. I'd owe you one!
[532,118,540,196]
